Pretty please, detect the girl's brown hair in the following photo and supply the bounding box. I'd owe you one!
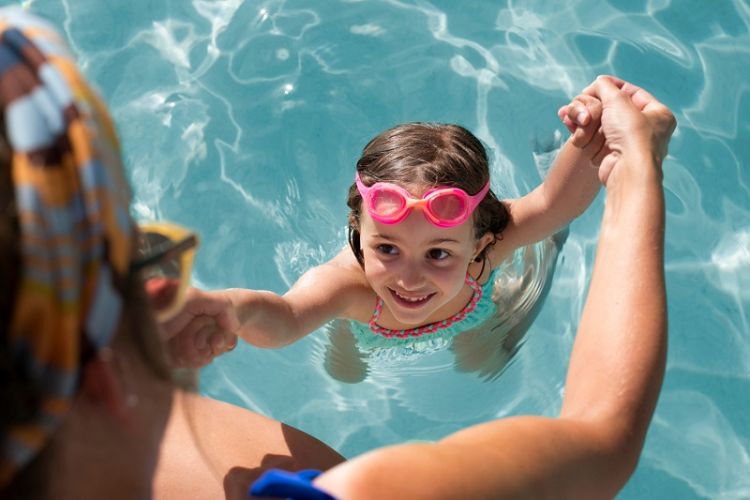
[347,123,510,266]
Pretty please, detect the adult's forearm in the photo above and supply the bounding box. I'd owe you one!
[562,151,667,439]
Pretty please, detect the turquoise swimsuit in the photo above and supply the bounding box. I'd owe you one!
[350,267,501,350]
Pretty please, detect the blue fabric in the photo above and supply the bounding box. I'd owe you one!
[350,267,500,349]
[249,468,335,500]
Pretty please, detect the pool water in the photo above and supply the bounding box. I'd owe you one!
[16,0,750,497]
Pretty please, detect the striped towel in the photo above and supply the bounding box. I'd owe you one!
[0,7,133,486]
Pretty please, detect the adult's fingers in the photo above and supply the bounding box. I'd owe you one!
[581,75,632,105]
[168,319,216,367]
[619,81,661,112]
[590,130,610,166]
[583,75,668,117]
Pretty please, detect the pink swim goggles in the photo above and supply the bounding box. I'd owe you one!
[355,173,490,228]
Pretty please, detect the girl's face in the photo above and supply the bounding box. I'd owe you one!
[359,201,486,327]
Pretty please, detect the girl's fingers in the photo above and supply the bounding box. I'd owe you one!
[209,331,237,355]
[566,95,604,147]
[564,101,590,126]
[559,104,582,134]
[562,116,577,134]
[576,94,603,123]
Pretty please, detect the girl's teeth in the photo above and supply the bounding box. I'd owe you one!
[395,291,427,301]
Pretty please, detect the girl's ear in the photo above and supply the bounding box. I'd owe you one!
[80,348,136,422]
[472,232,496,262]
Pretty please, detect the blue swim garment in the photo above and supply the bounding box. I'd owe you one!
[249,469,335,500]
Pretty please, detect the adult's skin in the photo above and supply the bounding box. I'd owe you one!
[310,75,676,498]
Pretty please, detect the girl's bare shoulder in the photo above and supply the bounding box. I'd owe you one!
[292,247,375,322]
[323,248,377,321]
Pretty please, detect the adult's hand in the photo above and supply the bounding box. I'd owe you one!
[158,287,240,368]
[582,76,676,186]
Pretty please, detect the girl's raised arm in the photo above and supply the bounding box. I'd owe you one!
[488,94,604,263]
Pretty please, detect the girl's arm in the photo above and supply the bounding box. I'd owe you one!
[229,249,368,348]
[160,248,367,361]
[488,95,604,263]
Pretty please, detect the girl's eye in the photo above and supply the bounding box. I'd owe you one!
[427,248,450,260]
[376,244,399,256]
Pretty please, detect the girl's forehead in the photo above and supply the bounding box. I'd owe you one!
[359,208,474,246]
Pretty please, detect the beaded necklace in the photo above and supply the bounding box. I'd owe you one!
[367,273,482,338]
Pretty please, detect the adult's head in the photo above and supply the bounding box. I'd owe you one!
[0,8,170,494]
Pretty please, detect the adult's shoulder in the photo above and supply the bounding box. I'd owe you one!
[153,391,344,499]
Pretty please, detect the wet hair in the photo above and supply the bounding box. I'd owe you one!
[347,123,510,267]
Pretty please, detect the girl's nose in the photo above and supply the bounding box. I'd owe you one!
[397,262,426,291]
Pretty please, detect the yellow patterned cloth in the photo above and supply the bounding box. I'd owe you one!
[0,8,133,486]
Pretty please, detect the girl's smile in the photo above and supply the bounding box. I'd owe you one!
[388,288,437,308]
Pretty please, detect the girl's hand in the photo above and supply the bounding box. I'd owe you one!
[558,93,605,153]
[157,287,240,368]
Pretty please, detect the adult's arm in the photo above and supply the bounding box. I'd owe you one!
[314,76,675,499]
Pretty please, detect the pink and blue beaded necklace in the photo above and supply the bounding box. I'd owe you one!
[367,273,482,338]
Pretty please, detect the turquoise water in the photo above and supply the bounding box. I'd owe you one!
[14,0,750,497]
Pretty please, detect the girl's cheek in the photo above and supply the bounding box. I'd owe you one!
[427,266,463,289]
[364,257,390,280]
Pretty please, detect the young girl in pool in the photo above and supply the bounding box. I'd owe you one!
[162,94,605,364]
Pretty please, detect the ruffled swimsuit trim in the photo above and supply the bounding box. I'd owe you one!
[367,272,482,339]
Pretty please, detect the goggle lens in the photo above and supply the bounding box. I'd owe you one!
[370,188,406,218]
[131,223,199,321]
[138,232,183,279]
[427,193,466,223]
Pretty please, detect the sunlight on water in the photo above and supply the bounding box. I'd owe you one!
[19,0,750,497]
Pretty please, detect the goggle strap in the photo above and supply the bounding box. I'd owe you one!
[467,180,491,210]
[130,234,198,272]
